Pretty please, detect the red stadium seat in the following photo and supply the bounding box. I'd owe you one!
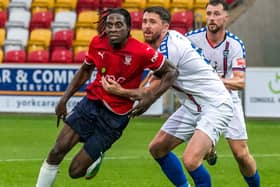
[0,11,7,28]
[130,11,143,29]
[73,50,86,63]
[76,0,100,13]
[170,10,194,34]
[4,50,26,63]
[27,50,49,63]
[50,29,74,52]
[29,11,54,31]
[100,0,122,10]
[50,48,73,63]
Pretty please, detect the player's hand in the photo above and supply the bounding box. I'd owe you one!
[101,76,122,95]
[55,100,67,127]
[129,91,155,117]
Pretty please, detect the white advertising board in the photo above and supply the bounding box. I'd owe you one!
[245,67,280,118]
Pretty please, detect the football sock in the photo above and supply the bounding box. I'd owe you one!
[188,164,211,187]
[36,160,59,187]
[243,170,260,187]
[155,152,189,187]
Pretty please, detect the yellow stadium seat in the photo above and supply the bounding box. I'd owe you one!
[194,8,206,28]
[0,28,5,46]
[0,0,9,10]
[146,0,170,9]
[76,10,99,29]
[170,0,194,11]
[73,28,97,54]
[131,29,144,42]
[122,0,146,11]
[0,48,3,63]
[28,29,52,52]
[32,0,55,14]
[194,0,208,8]
[54,0,77,14]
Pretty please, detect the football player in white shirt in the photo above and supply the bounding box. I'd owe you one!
[186,0,260,186]
[102,6,233,187]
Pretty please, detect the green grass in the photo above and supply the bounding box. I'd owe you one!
[0,115,279,187]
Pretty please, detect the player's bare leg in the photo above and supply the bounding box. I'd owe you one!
[183,130,212,186]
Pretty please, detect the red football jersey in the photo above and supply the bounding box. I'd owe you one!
[85,35,165,115]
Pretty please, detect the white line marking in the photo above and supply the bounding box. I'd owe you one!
[0,154,279,162]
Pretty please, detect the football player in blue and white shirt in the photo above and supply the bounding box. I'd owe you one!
[186,0,260,186]
[102,6,234,187]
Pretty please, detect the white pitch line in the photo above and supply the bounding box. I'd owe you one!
[0,154,280,162]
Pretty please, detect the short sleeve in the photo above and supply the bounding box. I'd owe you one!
[141,45,165,71]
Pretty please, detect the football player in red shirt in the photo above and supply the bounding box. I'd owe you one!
[36,8,178,187]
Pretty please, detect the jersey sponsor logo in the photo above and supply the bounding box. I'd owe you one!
[151,51,159,63]
[237,58,246,66]
[103,74,126,84]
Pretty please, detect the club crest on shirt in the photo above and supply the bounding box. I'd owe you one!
[124,55,132,65]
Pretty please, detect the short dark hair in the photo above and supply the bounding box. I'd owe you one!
[97,8,132,37]
[143,6,171,24]
[206,0,229,11]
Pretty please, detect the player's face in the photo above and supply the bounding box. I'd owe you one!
[206,4,228,33]
[142,12,168,45]
[105,13,129,47]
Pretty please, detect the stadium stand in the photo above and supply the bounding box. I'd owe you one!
[0,0,242,63]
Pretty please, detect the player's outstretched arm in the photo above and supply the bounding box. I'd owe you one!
[221,70,245,90]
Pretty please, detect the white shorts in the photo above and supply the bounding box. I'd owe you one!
[223,100,248,140]
[161,99,233,146]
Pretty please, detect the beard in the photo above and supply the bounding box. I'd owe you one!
[207,23,221,34]
[144,31,161,45]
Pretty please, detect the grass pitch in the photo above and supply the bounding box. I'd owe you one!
[0,115,279,187]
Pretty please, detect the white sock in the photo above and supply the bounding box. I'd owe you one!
[36,160,59,187]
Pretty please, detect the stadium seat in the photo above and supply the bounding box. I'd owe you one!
[0,48,3,62]
[0,0,9,10]
[50,29,74,52]
[146,0,170,9]
[0,28,5,46]
[27,49,49,63]
[29,11,53,31]
[76,0,99,13]
[194,8,206,29]
[131,29,144,42]
[51,11,77,33]
[54,0,77,14]
[75,10,99,30]
[130,11,143,29]
[73,50,86,63]
[73,28,97,54]
[100,0,122,9]
[4,49,26,63]
[4,28,29,52]
[31,0,54,14]
[194,0,208,8]
[170,0,194,14]
[0,10,7,27]
[5,9,31,29]
[8,0,32,11]
[170,10,194,34]
[122,0,146,11]
[28,29,51,52]
[50,48,73,63]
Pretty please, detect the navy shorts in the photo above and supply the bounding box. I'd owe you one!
[64,97,130,160]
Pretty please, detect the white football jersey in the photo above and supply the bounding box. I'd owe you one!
[159,30,231,111]
[186,27,246,102]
